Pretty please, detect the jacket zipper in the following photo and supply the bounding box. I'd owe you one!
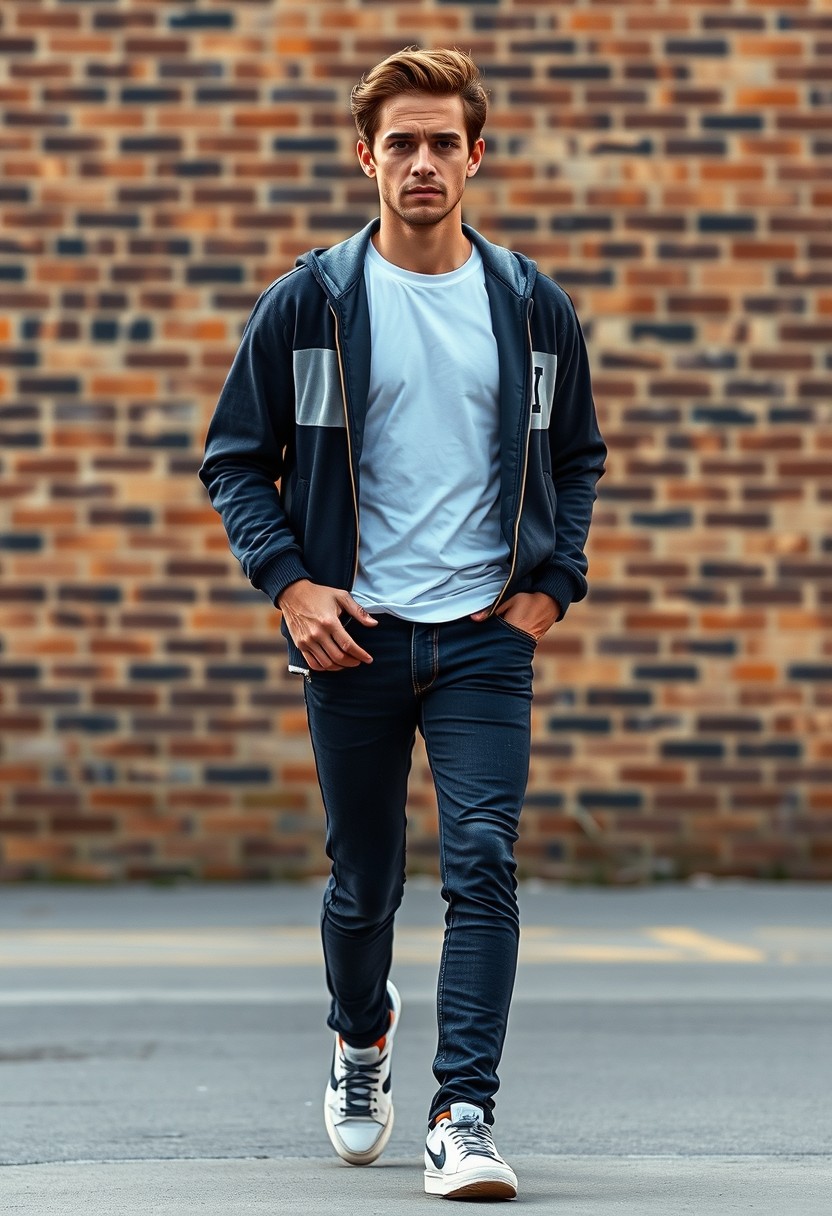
[330,304,361,588]
[490,298,535,614]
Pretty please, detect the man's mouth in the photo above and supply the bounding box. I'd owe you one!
[407,187,442,197]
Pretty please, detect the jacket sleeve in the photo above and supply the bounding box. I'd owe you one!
[530,291,606,618]
[198,290,311,605]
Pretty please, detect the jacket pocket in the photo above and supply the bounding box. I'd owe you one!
[287,477,310,545]
[543,469,557,517]
[543,471,557,556]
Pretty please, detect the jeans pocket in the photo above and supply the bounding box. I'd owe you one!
[493,614,538,647]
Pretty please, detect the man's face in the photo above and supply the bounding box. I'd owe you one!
[357,92,484,228]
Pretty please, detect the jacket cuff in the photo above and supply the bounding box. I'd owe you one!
[253,551,312,606]
[531,566,581,622]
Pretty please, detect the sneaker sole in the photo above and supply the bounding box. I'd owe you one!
[424,1166,518,1200]
[324,1102,394,1166]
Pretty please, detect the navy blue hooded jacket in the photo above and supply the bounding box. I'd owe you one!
[199,219,607,672]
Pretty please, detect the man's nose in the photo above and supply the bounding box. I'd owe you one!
[411,143,435,175]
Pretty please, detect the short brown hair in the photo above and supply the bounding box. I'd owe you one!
[351,47,488,153]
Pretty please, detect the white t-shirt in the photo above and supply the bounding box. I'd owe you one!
[350,240,510,622]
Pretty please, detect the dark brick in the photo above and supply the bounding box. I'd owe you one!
[788,665,832,681]
[205,767,272,784]
[271,88,338,103]
[205,665,268,682]
[632,323,695,342]
[702,115,764,131]
[158,60,223,79]
[58,586,121,603]
[547,716,611,733]
[631,510,694,528]
[0,38,37,53]
[586,690,652,708]
[54,715,119,733]
[550,215,614,232]
[634,665,700,681]
[692,406,757,426]
[662,741,725,759]
[121,136,183,153]
[698,214,757,233]
[0,663,40,680]
[185,265,245,284]
[197,87,259,104]
[665,138,727,156]
[665,39,729,56]
[547,64,612,80]
[590,138,654,156]
[51,816,117,834]
[697,716,763,733]
[171,161,223,177]
[738,742,802,759]
[673,638,737,656]
[578,792,643,810]
[704,511,771,528]
[700,563,764,579]
[0,533,42,551]
[46,137,102,154]
[77,212,141,229]
[169,11,234,27]
[17,376,80,395]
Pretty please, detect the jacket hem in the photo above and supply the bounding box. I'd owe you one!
[531,566,582,621]
[253,551,312,606]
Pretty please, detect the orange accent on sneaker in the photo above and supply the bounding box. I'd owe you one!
[432,1110,452,1126]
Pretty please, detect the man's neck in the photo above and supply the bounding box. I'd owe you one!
[372,213,472,275]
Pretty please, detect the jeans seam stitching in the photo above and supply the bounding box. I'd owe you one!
[410,623,420,697]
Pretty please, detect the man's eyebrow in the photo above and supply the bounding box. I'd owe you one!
[381,129,462,141]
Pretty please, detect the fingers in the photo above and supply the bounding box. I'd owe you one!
[338,592,378,626]
[303,634,370,671]
[281,585,376,672]
[302,612,373,671]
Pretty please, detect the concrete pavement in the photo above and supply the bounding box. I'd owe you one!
[0,879,830,1212]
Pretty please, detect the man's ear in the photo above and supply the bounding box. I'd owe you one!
[357,140,376,178]
[466,137,485,179]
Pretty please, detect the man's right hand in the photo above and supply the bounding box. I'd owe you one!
[276,579,377,672]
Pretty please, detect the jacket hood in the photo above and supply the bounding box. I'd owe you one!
[296,218,537,301]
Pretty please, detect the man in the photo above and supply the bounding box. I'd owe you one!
[200,47,606,1201]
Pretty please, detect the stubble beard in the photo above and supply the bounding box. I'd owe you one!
[383,182,463,229]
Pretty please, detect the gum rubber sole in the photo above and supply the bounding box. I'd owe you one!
[425,1171,517,1200]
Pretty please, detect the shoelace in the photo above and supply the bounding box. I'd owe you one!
[446,1117,501,1161]
[338,1052,385,1118]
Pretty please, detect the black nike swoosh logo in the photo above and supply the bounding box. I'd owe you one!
[329,1045,339,1091]
[426,1143,446,1170]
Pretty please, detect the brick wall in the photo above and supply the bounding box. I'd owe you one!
[1,0,831,882]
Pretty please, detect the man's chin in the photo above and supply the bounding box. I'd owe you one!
[395,199,453,226]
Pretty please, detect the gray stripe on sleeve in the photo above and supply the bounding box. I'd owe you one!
[293,347,345,428]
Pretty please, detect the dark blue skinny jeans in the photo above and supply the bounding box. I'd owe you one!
[303,611,534,1127]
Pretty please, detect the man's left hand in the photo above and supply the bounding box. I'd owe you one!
[470,591,561,642]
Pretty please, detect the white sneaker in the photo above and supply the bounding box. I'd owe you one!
[424,1102,518,1200]
[324,980,401,1165]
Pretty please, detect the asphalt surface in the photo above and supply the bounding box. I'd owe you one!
[0,878,830,1213]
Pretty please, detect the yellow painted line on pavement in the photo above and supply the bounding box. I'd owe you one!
[647,927,764,963]
[0,925,777,967]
